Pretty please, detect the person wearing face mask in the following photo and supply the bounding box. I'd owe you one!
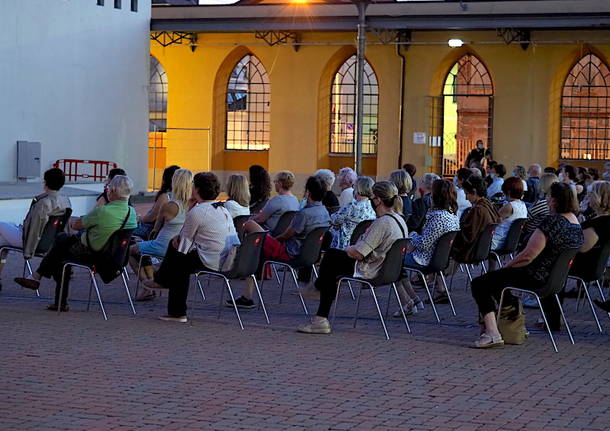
[465,140,491,170]
[296,181,407,334]
[486,163,506,199]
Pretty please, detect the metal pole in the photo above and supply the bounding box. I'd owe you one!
[354,0,367,175]
[152,124,158,192]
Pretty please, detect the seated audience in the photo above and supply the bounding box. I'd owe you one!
[0,168,71,284]
[521,173,559,241]
[337,167,357,208]
[229,176,331,309]
[407,173,440,233]
[491,177,527,252]
[297,181,407,334]
[133,165,179,240]
[524,164,541,204]
[315,169,339,211]
[576,166,590,202]
[329,176,376,250]
[394,179,460,315]
[96,168,126,207]
[513,165,529,193]
[484,160,498,187]
[249,165,272,214]
[559,164,584,197]
[470,183,583,348]
[249,171,299,233]
[487,163,506,198]
[15,176,137,311]
[389,169,413,222]
[143,172,239,322]
[224,174,251,218]
[130,169,192,300]
[403,163,418,197]
[455,168,473,219]
[452,176,501,263]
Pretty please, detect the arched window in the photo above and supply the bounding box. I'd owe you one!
[149,56,167,132]
[440,53,493,176]
[561,53,610,161]
[330,55,378,155]
[226,54,270,151]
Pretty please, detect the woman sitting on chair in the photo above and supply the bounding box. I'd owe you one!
[130,169,193,301]
[469,182,583,349]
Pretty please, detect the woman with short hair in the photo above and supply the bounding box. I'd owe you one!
[224,174,251,218]
[249,170,299,233]
[491,177,527,251]
[329,176,376,250]
[315,168,339,210]
[144,172,239,323]
[470,182,583,348]
[337,167,358,208]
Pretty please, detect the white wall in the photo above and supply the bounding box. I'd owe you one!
[0,0,151,191]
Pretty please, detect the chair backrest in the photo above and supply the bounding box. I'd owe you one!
[470,223,498,263]
[233,215,250,241]
[225,231,266,279]
[35,208,73,255]
[349,219,374,246]
[95,228,134,283]
[426,231,459,272]
[290,226,329,268]
[539,247,580,298]
[271,211,297,237]
[370,238,410,286]
[573,239,610,282]
[496,218,527,254]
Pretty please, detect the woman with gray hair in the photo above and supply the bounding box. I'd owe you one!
[337,167,358,208]
[315,168,339,211]
[329,176,376,250]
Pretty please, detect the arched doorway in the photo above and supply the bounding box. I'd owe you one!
[440,54,493,176]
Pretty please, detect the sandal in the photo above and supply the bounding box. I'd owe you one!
[135,289,156,302]
[471,333,504,349]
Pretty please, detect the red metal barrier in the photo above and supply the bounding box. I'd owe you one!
[53,159,118,182]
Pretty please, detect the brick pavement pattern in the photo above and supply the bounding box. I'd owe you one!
[1,254,610,431]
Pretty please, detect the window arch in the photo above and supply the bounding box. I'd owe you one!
[330,55,378,155]
[439,53,494,176]
[149,56,167,132]
[226,54,270,151]
[561,53,610,161]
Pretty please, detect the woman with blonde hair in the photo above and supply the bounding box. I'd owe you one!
[389,169,413,221]
[297,181,407,334]
[130,168,193,301]
[224,174,251,218]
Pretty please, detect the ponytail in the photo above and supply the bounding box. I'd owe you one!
[372,181,403,215]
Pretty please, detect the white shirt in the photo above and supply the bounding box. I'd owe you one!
[456,187,472,219]
[177,202,239,271]
[224,200,250,218]
[487,177,504,198]
[339,188,355,208]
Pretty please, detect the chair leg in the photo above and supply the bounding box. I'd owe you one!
[370,286,390,340]
[595,279,607,302]
[224,278,244,330]
[289,267,308,315]
[353,285,363,328]
[251,275,269,324]
[439,272,456,316]
[90,273,108,321]
[196,277,206,301]
[465,265,473,288]
[535,293,558,353]
[555,294,574,344]
[331,280,342,326]
[421,274,441,323]
[582,280,603,333]
[86,278,93,312]
[24,259,40,297]
[347,280,356,300]
[392,282,411,334]
[135,254,143,299]
[59,264,69,315]
[278,265,288,304]
[122,270,136,315]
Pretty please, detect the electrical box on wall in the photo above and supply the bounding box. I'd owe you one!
[16,141,41,182]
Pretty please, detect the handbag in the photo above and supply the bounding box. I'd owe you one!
[498,301,528,345]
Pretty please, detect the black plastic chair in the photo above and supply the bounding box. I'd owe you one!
[59,228,136,320]
[568,239,610,333]
[271,211,297,237]
[233,215,250,242]
[260,226,329,316]
[497,247,580,353]
[349,219,374,246]
[403,231,459,322]
[489,218,527,267]
[450,223,498,290]
[196,231,269,329]
[332,238,410,340]
[0,208,72,295]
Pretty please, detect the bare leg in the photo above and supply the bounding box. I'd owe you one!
[243,220,264,234]
[242,276,255,300]
[128,245,140,276]
[396,279,415,305]
[482,311,501,338]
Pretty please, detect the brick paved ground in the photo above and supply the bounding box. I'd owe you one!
[1,255,610,430]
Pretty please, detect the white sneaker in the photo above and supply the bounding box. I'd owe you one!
[297,318,331,334]
[158,315,188,323]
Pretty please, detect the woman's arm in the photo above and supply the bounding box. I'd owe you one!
[274,227,296,242]
[151,201,179,237]
[505,228,546,268]
[140,193,170,224]
[331,204,350,227]
[579,227,599,253]
[498,202,513,220]
[346,245,365,261]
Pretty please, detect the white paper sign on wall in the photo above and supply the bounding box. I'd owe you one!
[413,132,427,145]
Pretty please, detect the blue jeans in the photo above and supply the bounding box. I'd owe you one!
[403,252,427,271]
